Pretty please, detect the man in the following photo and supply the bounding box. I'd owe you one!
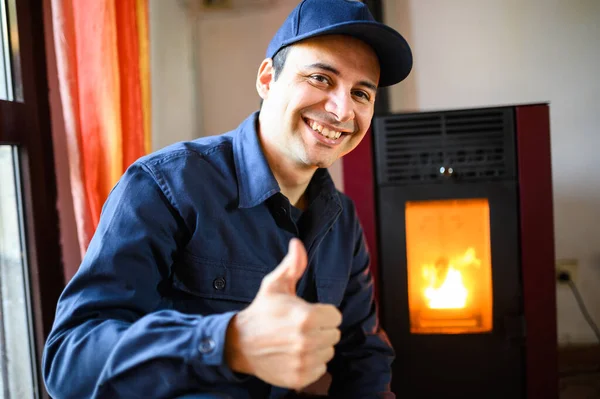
[43,0,412,398]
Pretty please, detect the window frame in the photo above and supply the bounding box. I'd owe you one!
[0,0,64,398]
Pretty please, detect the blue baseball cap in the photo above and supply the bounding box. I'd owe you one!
[266,0,412,87]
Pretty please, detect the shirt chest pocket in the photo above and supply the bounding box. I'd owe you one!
[170,254,269,314]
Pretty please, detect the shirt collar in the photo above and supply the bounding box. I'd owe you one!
[233,111,341,209]
[233,112,280,208]
[306,167,340,205]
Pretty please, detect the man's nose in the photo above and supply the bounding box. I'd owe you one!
[324,89,355,123]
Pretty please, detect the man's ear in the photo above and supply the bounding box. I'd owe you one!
[256,58,275,100]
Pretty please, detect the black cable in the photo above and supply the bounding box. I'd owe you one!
[556,274,600,381]
[565,278,600,343]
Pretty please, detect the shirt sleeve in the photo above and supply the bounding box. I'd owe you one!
[42,163,246,399]
[327,213,396,399]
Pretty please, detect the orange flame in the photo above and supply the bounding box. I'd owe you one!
[422,248,480,309]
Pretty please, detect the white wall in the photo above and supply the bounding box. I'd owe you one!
[194,0,297,137]
[385,0,600,344]
[150,0,200,150]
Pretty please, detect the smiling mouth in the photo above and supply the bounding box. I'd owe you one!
[303,117,350,141]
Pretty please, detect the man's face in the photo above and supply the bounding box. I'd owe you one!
[258,35,380,170]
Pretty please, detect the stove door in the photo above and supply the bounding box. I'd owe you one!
[378,181,525,399]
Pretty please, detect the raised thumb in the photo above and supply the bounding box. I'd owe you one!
[260,238,307,295]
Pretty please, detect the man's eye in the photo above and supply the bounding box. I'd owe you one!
[310,75,329,84]
[353,90,371,101]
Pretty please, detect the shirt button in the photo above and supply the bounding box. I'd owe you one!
[276,207,287,218]
[198,338,215,354]
[213,277,226,290]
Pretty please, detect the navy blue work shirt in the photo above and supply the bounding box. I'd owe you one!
[43,112,395,398]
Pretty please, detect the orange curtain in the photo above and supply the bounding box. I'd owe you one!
[51,0,151,256]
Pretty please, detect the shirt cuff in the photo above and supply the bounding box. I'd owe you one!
[190,310,250,383]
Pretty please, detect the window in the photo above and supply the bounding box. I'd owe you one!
[0,0,21,101]
[0,0,64,397]
[0,146,37,398]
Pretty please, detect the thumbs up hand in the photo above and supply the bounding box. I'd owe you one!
[225,238,342,389]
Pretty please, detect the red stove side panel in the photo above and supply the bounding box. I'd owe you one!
[515,104,558,399]
[342,127,380,302]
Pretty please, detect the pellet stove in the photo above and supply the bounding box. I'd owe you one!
[343,104,558,398]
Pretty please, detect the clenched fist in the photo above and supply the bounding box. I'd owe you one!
[225,238,342,389]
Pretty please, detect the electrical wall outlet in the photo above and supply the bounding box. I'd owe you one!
[556,258,578,285]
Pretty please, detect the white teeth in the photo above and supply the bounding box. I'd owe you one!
[307,119,341,140]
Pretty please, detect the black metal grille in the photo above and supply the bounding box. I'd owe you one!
[374,107,516,186]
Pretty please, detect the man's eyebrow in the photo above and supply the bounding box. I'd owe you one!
[303,62,378,92]
[305,62,340,76]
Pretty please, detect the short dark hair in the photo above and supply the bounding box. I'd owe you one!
[260,46,290,109]
[260,46,291,108]
[272,45,291,81]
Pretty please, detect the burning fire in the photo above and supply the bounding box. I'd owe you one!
[422,248,481,309]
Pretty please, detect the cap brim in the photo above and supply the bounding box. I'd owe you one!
[280,21,412,87]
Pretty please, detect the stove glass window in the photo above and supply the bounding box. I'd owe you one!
[405,198,493,334]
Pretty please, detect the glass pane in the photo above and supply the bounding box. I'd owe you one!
[0,145,36,398]
[0,0,22,102]
[405,199,493,334]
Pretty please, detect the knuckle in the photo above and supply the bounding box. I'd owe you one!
[316,364,327,379]
[288,359,310,388]
[294,336,311,354]
[290,356,301,373]
[294,356,308,373]
[296,309,313,331]
[333,308,343,324]
[320,304,342,324]
[290,375,306,390]
[325,346,335,362]
[334,328,341,343]
[259,275,273,289]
